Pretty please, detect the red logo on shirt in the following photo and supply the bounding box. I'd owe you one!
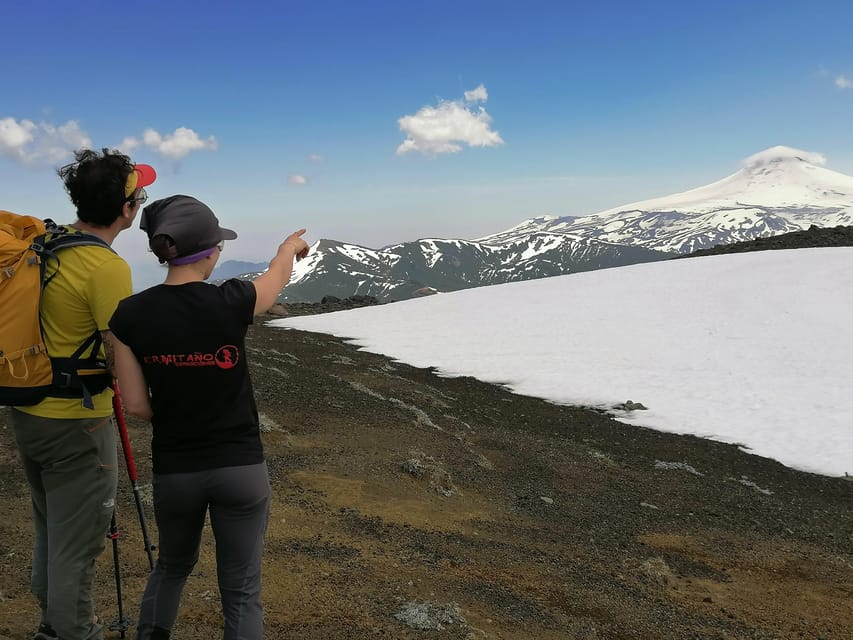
[143,345,240,369]
[215,345,239,369]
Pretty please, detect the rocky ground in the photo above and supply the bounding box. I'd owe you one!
[679,225,853,258]
[0,320,851,639]
[1,229,852,639]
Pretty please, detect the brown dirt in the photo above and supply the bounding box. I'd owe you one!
[1,322,851,639]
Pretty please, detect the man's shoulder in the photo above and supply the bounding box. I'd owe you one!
[73,245,131,283]
[48,228,124,265]
[42,241,128,293]
[47,225,112,249]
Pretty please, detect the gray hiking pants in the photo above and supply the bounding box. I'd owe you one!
[12,409,117,640]
[138,462,270,640]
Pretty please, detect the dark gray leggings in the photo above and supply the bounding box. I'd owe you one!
[138,462,270,640]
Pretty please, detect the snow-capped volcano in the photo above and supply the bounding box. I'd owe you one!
[480,146,853,253]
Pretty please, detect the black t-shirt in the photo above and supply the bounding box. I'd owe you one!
[109,279,262,474]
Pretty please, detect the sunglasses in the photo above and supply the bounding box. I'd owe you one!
[126,187,148,205]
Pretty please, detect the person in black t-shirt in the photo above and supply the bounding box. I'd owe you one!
[108,195,308,640]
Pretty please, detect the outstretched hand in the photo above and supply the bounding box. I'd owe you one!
[282,229,309,261]
[254,229,311,315]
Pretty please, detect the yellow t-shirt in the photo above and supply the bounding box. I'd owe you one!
[18,231,132,418]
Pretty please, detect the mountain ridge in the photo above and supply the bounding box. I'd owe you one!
[224,146,853,302]
[275,234,668,302]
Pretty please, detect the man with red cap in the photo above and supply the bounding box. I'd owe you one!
[10,148,156,640]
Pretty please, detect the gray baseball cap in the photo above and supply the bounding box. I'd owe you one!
[141,195,237,262]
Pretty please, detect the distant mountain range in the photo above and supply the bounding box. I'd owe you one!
[223,146,853,302]
[222,236,666,302]
[212,260,267,281]
[280,236,667,302]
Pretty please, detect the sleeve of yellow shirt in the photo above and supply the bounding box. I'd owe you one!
[86,254,133,330]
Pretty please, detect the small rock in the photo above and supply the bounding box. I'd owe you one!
[733,476,773,495]
[654,460,704,476]
[401,459,424,478]
[393,601,466,631]
[637,557,675,586]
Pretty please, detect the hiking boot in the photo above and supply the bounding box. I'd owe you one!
[33,623,58,640]
[136,624,171,640]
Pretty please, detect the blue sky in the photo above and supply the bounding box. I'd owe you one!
[3,0,853,277]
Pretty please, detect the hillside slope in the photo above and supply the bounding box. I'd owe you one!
[681,224,853,258]
[1,325,850,639]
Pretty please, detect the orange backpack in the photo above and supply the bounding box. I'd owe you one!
[0,211,113,407]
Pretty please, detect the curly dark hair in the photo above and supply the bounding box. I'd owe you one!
[57,148,135,226]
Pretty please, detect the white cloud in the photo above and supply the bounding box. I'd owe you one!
[0,118,217,165]
[288,174,308,186]
[742,145,826,168]
[396,87,503,156]
[118,136,140,153]
[140,127,218,160]
[307,153,323,162]
[0,117,35,159]
[464,84,489,102]
[0,117,91,165]
[835,74,853,89]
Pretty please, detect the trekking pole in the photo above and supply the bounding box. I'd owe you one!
[107,512,132,639]
[112,381,156,569]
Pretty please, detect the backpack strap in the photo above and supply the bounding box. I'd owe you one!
[45,226,114,253]
[31,221,116,286]
[33,222,117,409]
[49,330,112,410]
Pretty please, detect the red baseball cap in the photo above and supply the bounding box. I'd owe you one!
[125,164,157,197]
